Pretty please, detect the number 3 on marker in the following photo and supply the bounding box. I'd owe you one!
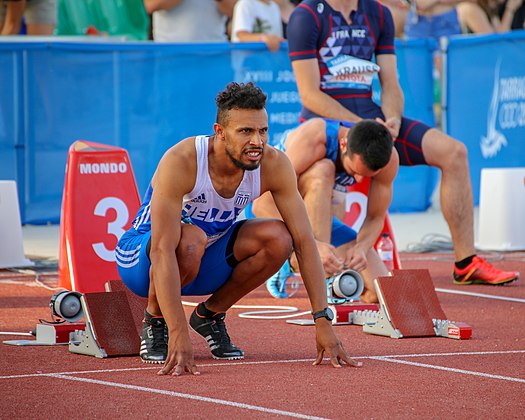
[92,197,129,262]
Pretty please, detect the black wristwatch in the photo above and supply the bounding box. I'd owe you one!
[311,307,334,322]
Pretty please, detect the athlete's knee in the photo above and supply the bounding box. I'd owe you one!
[301,159,335,191]
[177,226,207,272]
[425,131,469,172]
[451,139,468,164]
[261,220,293,258]
[443,139,469,173]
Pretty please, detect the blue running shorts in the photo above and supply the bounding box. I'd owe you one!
[331,217,358,247]
[116,221,246,297]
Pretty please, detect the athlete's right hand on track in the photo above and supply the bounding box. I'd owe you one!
[316,240,344,277]
[158,332,200,376]
[314,320,363,368]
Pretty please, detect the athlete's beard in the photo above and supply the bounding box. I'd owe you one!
[225,145,261,171]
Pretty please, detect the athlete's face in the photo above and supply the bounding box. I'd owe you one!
[219,108,268,171]
[342,153,380,183]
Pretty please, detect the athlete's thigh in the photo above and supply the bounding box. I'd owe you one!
[419,126,462,168]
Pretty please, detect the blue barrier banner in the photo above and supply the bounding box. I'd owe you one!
[444,31,525,204]
[0,40,436,223]
[0,47,19,182]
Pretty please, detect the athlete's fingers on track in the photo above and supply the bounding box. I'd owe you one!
[327,349,342,368]
[190,364,201,375]
[338,351,363,368]
[173,365,184,376]
[158,358,176,375]
[313,349,325,366]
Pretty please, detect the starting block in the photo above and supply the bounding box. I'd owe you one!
[288,269,472,340]
[69,280,147,358]
[358,269,471,339]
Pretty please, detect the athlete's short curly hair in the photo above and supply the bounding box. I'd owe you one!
[347,120,393,171]
[215,82,267,125]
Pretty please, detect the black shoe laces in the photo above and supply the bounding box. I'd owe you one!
[212,315,233,347]
[150,319,168,351]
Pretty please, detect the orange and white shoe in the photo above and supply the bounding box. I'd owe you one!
[453,256,519,285]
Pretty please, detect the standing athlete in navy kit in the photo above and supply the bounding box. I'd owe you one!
[286,0,519,286]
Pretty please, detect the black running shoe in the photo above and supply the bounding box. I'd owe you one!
[189,303,244,360]
[140,311,168,364]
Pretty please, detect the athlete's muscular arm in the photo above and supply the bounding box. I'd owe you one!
[292,59,363,123]
[262,149,361,368]
[376,54,404,139]
[347,150,399,271]
[150,139,199,376]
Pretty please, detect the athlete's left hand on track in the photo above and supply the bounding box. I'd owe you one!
[313,320,363,368]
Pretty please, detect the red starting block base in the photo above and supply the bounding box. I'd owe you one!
[3,322,86,346]
[330,303,380,324]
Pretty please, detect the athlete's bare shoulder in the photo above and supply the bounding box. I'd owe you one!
[152,136,198,192]
[260,144,296,194]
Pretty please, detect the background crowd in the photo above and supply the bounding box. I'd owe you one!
[1,0,523,40]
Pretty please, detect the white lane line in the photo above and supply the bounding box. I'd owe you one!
[0,358,317,379]
[375,350,525,358]
[435,288,525,303]
[370,357,525,383]
[48,374,328,420]
[2,351,525,380]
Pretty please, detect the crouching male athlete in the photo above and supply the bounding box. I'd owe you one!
[252,117,398,303]
[116,82,360,376]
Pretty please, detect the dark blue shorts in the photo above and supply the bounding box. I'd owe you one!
[115,221,245,298]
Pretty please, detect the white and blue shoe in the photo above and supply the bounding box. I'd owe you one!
[265,260,299,299]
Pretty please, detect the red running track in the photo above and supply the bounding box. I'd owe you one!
[1,252,524,419]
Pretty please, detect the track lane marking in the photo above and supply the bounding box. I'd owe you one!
[370,357,525,383]
[435,288,525,303]
[48,374,329,420]
[1,350,524,379]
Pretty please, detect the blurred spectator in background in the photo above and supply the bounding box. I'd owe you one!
[0,0,56,35]
[457,0,524,32]
[144,0,237,42]
[378,0,411,37]
[404,0,463,46]
[499,0,525,28]
[231,0,284,51]
[274,0,298,37]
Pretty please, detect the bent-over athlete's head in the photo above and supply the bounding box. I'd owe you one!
[347,120,393,172]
